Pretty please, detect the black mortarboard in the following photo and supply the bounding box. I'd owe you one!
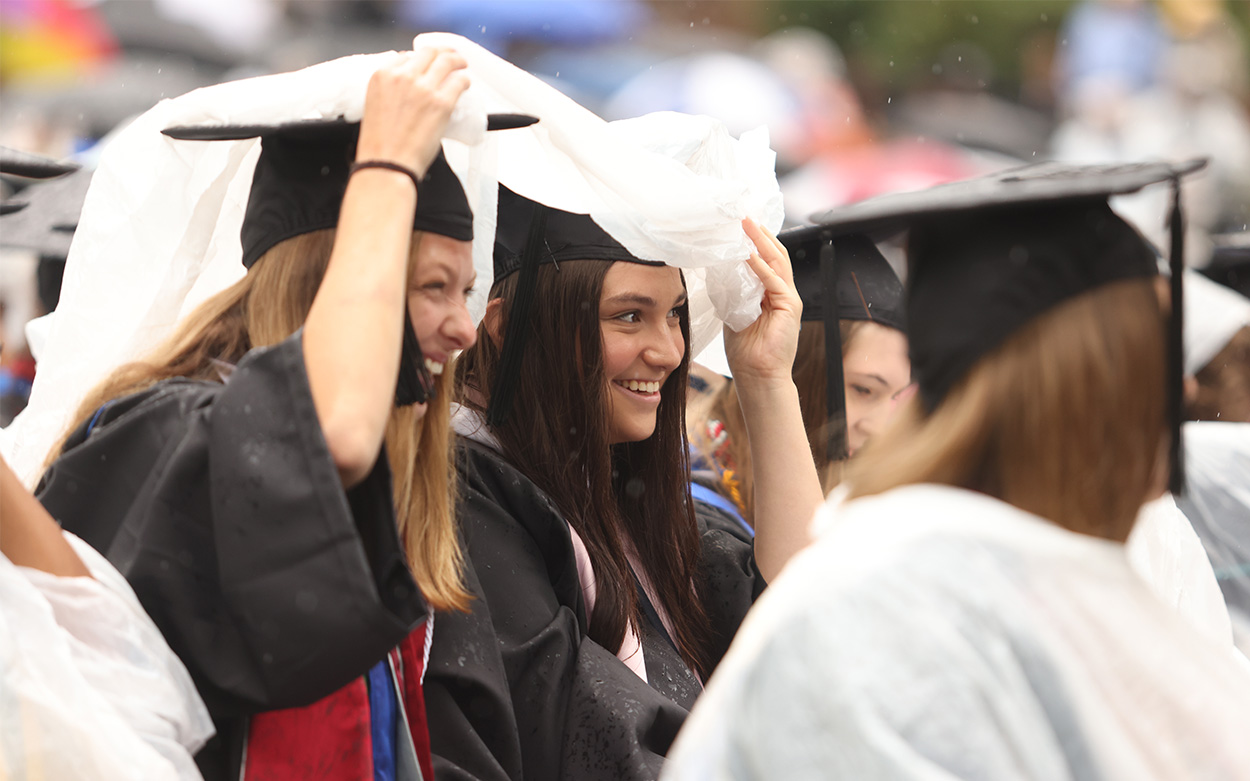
[0,166,94,313]
[165,120,472,268]
[162,114,535,406]
[797,159,1207,494]
[777,229,906,461]
[0,146,82,215]
[487,185,662,426]
[0,166,93,259]
[0,146,81,180]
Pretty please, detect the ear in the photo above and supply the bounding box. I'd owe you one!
[484,298,505,348]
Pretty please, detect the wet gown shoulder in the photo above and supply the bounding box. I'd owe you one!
[424,437,765,781]
[36,332,428,775]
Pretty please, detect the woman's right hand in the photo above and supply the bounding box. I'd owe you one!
[356,47,470,176]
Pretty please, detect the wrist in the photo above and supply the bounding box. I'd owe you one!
[350,160,421,192]
[733,374,798,404]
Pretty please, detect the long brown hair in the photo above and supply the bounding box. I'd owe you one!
[1190,325,1250,422]
[50,229,469,610]
[458,259,713,677]
[847,278,1167,542]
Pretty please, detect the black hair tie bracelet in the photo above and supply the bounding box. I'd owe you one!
[349,160,422,192]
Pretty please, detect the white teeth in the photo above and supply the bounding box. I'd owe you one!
[424,358,444,376]
[620,380,661,394]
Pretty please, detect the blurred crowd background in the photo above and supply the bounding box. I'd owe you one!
[3,0,1249,424]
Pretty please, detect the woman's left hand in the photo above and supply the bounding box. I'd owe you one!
[723,217,803,386]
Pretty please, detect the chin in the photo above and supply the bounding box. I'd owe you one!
[610,417,660,445]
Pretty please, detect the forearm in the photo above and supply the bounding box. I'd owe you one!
[303,169,416,485]
[0,456,90,577]
[736,378,824,581]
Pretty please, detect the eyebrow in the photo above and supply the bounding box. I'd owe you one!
[846,372,888,387]
[418,258,471,283]
[603,292,688,308]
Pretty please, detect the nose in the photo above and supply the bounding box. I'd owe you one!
[444,302,477,351]
[644,321,685,372]
[856,403,885,440]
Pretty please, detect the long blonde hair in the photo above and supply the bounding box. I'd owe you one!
[847,278,1167,542]
[51,229,469,610]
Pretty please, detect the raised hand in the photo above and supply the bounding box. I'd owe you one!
[356,47,470,177]
[723,217,804,386]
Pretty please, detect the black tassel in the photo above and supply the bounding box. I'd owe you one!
[1167,177,1186,495]
[487,203,548,426]
[395,309,436,407]
[819,235,849,462]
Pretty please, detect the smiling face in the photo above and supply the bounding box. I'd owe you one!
[599,262,688,445]
[842,321,911,456]
[407,231,478,378]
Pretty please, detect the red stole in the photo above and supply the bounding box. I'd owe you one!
[242,619,434,781]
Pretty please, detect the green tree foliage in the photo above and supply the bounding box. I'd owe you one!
[763,0,1077,99]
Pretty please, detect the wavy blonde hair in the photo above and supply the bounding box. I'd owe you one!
[846,278,1167,542]
[50,229,468,610]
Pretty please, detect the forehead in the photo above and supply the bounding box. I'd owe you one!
[844,322,909,369]
[415,231,474,277]
[601,262,684,299]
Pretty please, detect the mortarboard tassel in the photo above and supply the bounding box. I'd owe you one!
[819,236,850,462]
[1167,178,1187,495]
[488,203,549,427]
[394,308,437,406]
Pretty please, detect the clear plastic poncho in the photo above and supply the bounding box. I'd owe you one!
[0,533,213,780]
[1175,421,1250,655]
[662,485,1250,781]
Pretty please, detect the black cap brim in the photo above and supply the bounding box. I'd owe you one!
[162,113,538,142]
[789,159,1208,241]
[0,146,81,180]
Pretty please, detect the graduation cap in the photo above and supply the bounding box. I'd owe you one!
[162,113,536,406]
[0,166,93,259]
[775,229,905,461]
[0,146,82,216]
[162,114,536,268]
[0,166,94,313]
[792,159,1207,494]
[487,185,663,426]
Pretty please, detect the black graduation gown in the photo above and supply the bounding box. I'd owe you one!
[425,437,765,781]
[690,469,755,545]
[36,332,427,780]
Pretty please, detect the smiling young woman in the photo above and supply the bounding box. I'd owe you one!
[600,263,688,445]
[34,49,480,781]
[431,187,822,781]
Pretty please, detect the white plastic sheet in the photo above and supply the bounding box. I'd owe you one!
[1127,492,1234,647]
[1,34,783,486]
[1183,270,1250,376]
[664,485,1250,781]
[0,533,213,780]
[1175,421,1250,655]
